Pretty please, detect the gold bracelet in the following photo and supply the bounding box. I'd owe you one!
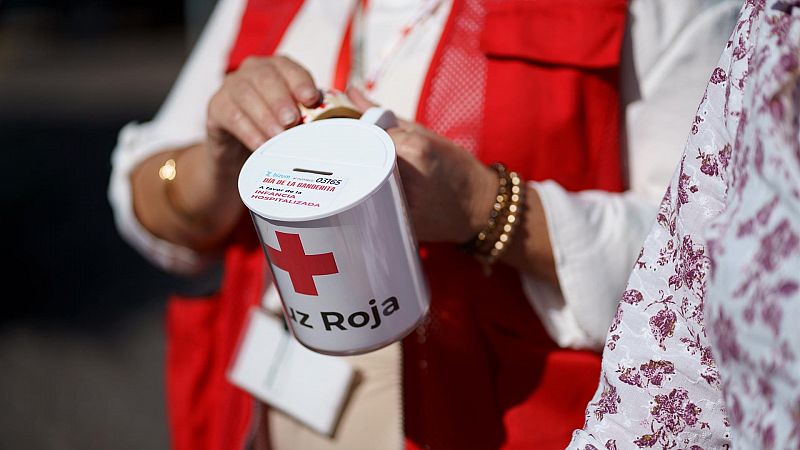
[159,151,212,228]
[461,163,525,275]
[158,158,177,182]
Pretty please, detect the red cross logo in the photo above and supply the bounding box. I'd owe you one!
[266,231,338,296]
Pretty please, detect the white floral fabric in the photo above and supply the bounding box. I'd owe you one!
[703,0,800,447]
[567,0,800,449]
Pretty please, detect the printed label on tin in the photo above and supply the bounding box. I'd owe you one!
[251,180,430,354]
[247,169,347,210]
[263,220,421,352]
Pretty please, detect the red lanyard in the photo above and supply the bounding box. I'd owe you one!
[333,0,446,93]
[332,1,360,91]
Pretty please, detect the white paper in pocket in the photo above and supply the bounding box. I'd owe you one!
[227,307,356,436]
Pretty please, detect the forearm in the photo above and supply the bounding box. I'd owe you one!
[499,185,559,286]
[131,142,247,253]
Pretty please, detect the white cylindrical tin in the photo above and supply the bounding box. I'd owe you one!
[238,112,430,355]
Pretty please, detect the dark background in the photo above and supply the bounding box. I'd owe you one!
[1,1,217,448]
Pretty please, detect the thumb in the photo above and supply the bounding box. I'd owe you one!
[345,85,378,112]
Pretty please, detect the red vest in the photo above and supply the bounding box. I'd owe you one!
[166,1,627,449]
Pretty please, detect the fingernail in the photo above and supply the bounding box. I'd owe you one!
[301,87,319,102]
[280,109,297,126]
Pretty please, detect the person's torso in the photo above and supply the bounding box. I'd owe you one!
[224,1,626,448]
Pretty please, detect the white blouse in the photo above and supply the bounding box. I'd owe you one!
[108,0,741,350]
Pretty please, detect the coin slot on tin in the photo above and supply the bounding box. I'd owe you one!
[293,168,334,176]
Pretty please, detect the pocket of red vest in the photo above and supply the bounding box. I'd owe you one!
[480,0,627,69]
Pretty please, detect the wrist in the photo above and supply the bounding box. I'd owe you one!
[208,139,250,177]
[460,163,526,274]
[499,185,559,285]
[165,144,245,235]
[466,164,501,239]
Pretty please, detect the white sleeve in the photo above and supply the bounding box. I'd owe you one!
[521,0,742,350]
[108,0,246,275]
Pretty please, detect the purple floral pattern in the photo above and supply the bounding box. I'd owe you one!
[592,376,622,421]
[701,0,800,447]
[617,360,675,389]
[569,1,800,448]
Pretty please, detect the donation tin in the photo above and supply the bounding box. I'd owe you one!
[237,108,430,355]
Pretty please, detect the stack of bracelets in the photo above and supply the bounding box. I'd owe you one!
[461,163,525,275]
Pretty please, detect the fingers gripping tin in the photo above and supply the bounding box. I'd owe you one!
[238,110,430,355]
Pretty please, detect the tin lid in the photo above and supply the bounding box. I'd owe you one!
[238,118,396,222]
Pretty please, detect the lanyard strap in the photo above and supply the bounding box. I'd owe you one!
[333,0,445,93]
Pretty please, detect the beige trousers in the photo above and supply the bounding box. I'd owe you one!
[254,342,402,450]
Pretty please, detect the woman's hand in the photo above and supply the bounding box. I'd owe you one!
[388,125,498,242]
[206,55,321,163]
[188,56,322,237]
[347,88,497,243]
[345,88,557,281]
[132,56,322,253]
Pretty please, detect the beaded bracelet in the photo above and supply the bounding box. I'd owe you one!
[460,163,525,275]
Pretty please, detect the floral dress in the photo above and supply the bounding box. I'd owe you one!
[567,0,800,449]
